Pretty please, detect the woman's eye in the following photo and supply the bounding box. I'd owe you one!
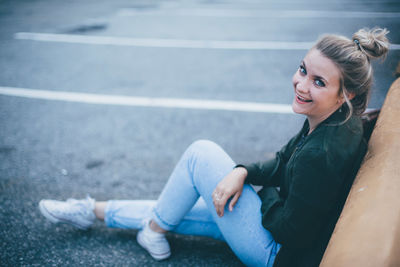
[299,65,306,75]
[315,79,325,87]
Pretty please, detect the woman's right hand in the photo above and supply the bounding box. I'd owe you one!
[212,167,248,217]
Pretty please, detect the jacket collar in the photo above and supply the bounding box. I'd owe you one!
[321,105,348,125]
[302,105,348,135]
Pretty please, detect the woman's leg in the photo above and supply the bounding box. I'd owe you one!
[103,198,224,240]
[40,140,280,265]
[142,140,280,266]
[94,202,106,220]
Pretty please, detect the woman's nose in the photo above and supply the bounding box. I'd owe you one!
[296,80,309,93]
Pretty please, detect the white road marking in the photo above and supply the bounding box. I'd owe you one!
[0,86,294,114]
[117,8,400,18]
[14,32,314,50]
[14,32,400,50]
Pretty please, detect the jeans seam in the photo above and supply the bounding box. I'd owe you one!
[180,218,216,224]
[153,207,178,230]
[104,202,115,227]
[187,147,200,195]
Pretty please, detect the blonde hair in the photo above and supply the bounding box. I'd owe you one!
[313,27,390,121]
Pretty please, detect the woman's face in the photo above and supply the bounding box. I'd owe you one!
[292,49,343,125]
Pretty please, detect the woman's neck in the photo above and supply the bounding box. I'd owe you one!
[307,109,339,134]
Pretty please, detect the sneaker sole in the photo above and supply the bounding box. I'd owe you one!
[136,232,171,261]
[38,201,89,230]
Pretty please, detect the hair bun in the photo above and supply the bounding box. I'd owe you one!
[352,27,389,60]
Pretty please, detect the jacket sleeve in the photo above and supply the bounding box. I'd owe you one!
[260,148,342,249]
[236,152,283,186]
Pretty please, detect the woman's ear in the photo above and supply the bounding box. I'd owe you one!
[340,88,355,102]
[347,92,356,101]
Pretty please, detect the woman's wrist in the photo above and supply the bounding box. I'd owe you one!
[234,166,248,181]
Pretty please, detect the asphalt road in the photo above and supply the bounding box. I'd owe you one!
[1,0,399,266]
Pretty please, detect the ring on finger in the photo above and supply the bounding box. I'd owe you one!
[214,195,222,202]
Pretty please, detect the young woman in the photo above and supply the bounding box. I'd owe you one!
[39,28,389,267]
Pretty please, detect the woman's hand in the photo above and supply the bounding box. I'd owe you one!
[212,167,248,217]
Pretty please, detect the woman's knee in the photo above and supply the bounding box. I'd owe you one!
[186,140,227,163]
[186,140,234,184]
[189,139,220,150]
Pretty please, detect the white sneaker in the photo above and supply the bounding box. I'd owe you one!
[137,220,171,261]
[39,196,96,230]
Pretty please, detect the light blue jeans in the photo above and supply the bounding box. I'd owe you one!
[104,140,281,266]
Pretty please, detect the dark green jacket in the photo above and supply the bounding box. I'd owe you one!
[239,109,367,267]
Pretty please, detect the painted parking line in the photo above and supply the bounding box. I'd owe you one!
[117,8,400,18]
[14,32,314,50]
[14,32,400,50]
[0,86,294,114]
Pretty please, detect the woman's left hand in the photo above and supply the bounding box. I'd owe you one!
[212,167,247,217]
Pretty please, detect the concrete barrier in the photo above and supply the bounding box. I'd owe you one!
[320,77,400,267]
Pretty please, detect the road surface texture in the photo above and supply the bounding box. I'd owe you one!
[1,0,399,266]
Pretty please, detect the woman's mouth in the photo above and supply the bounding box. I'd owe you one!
[296,93,313,104]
